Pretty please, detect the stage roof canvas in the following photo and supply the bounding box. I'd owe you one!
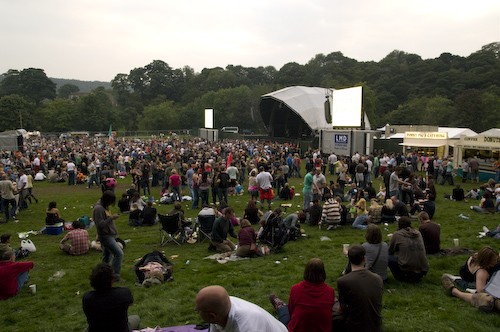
[260,86,370,139]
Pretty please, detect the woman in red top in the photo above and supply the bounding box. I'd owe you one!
[270,258,335,332]
[169,169,181,202]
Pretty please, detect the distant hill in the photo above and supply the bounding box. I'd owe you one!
[50,78,112,93]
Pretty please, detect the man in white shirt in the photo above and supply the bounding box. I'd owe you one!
[66,160,76,185]
[256,166,273,210]
[196,285,287,332]
[328,152,337,175]
[17,169,28,210]
[312,167,326,201]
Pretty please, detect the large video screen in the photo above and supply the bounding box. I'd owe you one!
[331,86,362,127]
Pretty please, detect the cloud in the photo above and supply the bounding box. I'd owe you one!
[0,0,498,81]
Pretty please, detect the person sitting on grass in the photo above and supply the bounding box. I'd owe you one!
[128,203,142,226]
[117,193,130,213]
[470,191,495,213]
[417,212,441,255]
[0,233,25,260]
[195,285,287,332]
[243,199,263,225]
[0,250,34,300]
[388,216,429,282]
[210,208,237,253]
[269,258,335,332]
[236,219,259,258]
[337,245,384,332]
[141,201,157,226]
[45,201,65,226]
[442,246,500,313]
[83,263,140,331]
[59,220,90,256]
[320,192,341,230]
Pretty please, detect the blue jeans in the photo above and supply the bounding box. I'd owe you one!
[17,271,29,291]
[68,170,76,185]
[352,214,368,229]
[99,235,123,277]
[192,187,200,209]
[303,191,313,211]
[277,305,290,327]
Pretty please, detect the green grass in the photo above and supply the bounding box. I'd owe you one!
[0,173,499,331]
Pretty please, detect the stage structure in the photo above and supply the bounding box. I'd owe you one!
[199,108,218,142]
[259,86,374,155]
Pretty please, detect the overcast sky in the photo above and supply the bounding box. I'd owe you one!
[1,0,498,82]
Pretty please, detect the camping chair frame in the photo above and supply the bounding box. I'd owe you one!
[195,214,216,243]
[159,214,184,246]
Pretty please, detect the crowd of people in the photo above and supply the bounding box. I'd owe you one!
[0,134,499,330]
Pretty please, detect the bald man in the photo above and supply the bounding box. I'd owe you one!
[195,285,287,332]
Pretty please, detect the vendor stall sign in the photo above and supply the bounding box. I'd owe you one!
[404,132,447,139]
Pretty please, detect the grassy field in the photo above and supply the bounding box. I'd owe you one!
[0,172,499,331]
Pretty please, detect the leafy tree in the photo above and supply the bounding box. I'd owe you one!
[38,98,77,132]
[1,68,56,105]
[138,100,180,130]
[58,84,80,99]
[75,88,115,131]
[0,94,34,131]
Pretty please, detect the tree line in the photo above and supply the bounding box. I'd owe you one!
[0,42,498,134]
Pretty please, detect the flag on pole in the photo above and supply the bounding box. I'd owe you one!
[108,125,113,144]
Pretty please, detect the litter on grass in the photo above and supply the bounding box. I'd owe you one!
[48,270,66,282]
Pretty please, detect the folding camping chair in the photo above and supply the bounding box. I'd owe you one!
[195,214,216,243]
[159,213,184,246]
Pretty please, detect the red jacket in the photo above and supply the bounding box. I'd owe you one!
[0,261,34,300]
[288,281,335,332]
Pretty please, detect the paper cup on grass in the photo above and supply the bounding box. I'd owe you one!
[453,238,460,247]
[29,284,36,294]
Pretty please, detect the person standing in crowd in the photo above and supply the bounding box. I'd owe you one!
[216,167,230,205]
[93,191,123,282]
[67,159,76,185]
[337,245,384,332]
[256,166,274,211]
[169,169,182,202]
[302,169,314,211]
[17,168,29,210]
[0,173,17,222]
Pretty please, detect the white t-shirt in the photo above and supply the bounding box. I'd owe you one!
[17,174,28,190]
[210,296,287,332]
[67,162,76,172]
[256,171,272,190]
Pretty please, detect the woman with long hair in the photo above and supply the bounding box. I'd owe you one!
[269,258,335,332]
[93,190,123,281]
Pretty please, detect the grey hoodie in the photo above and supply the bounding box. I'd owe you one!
[389,227,429,273]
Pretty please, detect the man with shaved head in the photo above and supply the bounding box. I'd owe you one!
[195,285,287,332]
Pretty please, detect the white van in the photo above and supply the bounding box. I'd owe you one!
[221,127,239,134]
